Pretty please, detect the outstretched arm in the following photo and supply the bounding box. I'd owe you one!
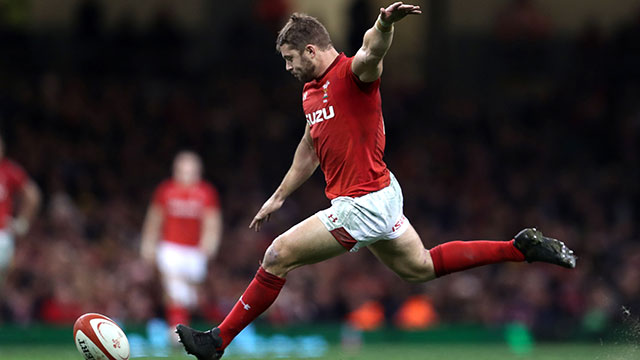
[250,125,319,231]
[351,2,422,83]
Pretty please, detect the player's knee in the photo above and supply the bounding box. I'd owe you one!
[262,235,294,276]
[261,244,281,269]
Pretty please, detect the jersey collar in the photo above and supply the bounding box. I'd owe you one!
[313,52,345,82]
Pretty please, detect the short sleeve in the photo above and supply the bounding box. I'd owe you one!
[343,56,381,93]
[152,182,168,207]
[204,183,220,209]
[7,161,28,193]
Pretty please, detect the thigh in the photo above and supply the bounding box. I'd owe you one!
[263,215,347,277]
[367,224,435,282]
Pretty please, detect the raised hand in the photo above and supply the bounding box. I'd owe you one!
[379,2,422,24]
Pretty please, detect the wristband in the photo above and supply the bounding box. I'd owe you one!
[378,15,391,27]
[375,15,393,33]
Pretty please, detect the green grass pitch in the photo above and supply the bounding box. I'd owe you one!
[0,343,638,360]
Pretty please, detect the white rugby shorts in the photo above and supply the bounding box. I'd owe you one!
[0,230,15,270]
[316,172,410,252]
[156,241,208,307]
[156,241,207,283]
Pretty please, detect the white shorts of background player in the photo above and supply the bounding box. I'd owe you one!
[156,241,207,308]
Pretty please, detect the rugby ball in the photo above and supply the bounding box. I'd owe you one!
[73,313,130,360]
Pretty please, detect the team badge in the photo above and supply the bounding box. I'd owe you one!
[322,81,330,103]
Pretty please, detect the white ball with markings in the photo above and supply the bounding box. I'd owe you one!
[73,313,130,360]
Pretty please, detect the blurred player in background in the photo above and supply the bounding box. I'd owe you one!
[0,134,41,287]
[177,3,576,359]
[141,151,222,338]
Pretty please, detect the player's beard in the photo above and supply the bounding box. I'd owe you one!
[295,56,316,83]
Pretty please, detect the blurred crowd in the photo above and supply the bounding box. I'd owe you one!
[0,0,639,341]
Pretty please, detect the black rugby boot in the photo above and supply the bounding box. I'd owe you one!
[514,228,576,268]
[176,325,224,360]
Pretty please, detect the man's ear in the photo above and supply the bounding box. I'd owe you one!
[305,45,316,58]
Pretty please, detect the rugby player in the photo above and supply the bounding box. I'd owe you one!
[0,134,40,287]
[141,151,222,338]
[177,3,576,359]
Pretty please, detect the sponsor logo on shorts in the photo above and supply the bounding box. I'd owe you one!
[328,214,338,223]
[392,216,406,232]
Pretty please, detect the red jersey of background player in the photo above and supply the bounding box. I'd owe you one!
[303,53,390,200]
[152,180,219,247]
[0,159,28,229]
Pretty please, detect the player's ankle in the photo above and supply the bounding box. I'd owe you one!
[216,327,231,350]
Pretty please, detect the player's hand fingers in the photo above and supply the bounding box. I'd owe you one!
[396,5,420,15]
[254,213,271,231]
[389,2,403,11]
[251,219,262,231]
[382,4,420,22]
[401,6,421,14]
[249,216,261,230]
[382,2,401,17]
[408,6,421,13]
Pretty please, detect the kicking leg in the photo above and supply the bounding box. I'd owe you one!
[429,228,576,276]
[370,226,575,282]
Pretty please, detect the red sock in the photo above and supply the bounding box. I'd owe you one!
[429,240,525,277]
[217,266,285,348]
[167,304,190,328]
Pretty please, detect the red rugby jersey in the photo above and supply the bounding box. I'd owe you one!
[152,180,219,247]
[302,53,390,199]
[0,159,28,229]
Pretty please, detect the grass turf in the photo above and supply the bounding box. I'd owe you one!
[0,343,638,360]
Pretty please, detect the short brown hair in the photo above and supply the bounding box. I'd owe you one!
[276,13,332,52]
